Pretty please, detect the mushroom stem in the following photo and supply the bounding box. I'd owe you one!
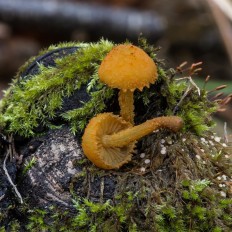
[118,90,134,124]
[102,116,183,148]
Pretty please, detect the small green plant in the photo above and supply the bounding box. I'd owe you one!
[21,157,36,176]
[26,209,49,231]
[181,179,211,201]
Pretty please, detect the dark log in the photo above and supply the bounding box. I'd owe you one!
[0,0,166,40]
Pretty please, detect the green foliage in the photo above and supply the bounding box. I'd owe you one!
[26,209,49,231]
[138,37,216,135]
[25,193,136,232]
[163,80,216,135]
[8,221,21,232]
[153,204,187,232]
[219,199,232,209]
[181,179,211,201]
[0,39,114,137]
[62,86,114,134]
[21,157,36,176]
[0,37,217,138]
[180,179,231,231]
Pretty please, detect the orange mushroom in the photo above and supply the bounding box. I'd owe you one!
[82,44,183,170]
[82,113,135,170]
[98,44,157,124]
[82,113,183,169]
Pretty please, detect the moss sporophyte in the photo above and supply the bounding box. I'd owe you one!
[0,39,231,231]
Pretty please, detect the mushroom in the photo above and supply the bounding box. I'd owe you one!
[82,113,183,169]
[98,44,157,124]
[82,113,135,170]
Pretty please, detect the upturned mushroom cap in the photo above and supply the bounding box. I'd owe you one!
[98,44,158,91]
[82,113,135,169]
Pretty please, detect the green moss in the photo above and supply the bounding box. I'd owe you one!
[24,193,135,232]
[22,171,231,231]
[1,38,231,231]
[0,39,114,137]
[137,37,217,135]
[0,38,217,138]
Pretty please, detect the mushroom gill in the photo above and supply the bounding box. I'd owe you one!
[82,113,135,170]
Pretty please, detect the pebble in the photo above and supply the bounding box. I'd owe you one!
[160,139,165,144]
[209,140,214,146]
[144,159,151,164]
[140,153,145,158]
[161,148,167,155]
[196,155,201,160]
[220,191,226,197]
[222,175,227,181]
[201,138,206,143]
[214,136,221,142]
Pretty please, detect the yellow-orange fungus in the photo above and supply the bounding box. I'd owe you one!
[82,113,135,170]
[82,44,183,170]
[98,44,158,124]
[98,44,157,90]
[82,113,183,169]
[102,116,183,147]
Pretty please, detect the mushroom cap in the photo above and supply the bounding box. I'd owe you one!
[82,113,135,169]
[98,44,158,91]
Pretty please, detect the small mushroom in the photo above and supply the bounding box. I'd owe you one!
[98,44,157,124]
[82,113,135,170]
[82,113,183,169]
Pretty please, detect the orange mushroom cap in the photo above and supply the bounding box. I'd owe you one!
[82,113,135,169]
[98,44,158,91]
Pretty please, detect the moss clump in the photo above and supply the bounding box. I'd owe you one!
[0,38,217,138]
[0,38,231,231]
[0,40,115,137]
[21,136,231,231]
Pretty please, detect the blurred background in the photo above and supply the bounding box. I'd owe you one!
[0,0,231,136]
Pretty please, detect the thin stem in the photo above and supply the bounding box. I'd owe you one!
[3,149,23,204]
[102,116,183,148]
[118,90,134,124]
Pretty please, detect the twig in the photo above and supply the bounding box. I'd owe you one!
[173,76,201,114]
[203,75,210,90]
[211,0,232,22]
[224,122,229,143]
[205,0,232,65]
[3,149,23,204]
[173,85,192,114]
[176,76,201,96]
[100,178,104,204]
[0,194,5,201]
